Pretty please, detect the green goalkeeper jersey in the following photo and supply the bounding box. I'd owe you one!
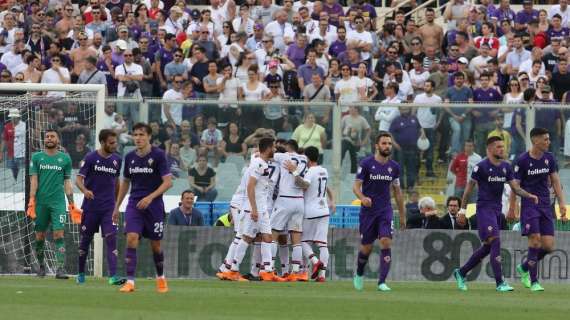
[29,151,72,205]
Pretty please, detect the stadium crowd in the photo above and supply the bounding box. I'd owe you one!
[2,0,570,200]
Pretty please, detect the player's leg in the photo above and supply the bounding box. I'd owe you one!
[487,236,513,292]
[249,235,262,278]
[150,239,168,293]
[101,212,124,285]
[120,207,144,292]
[144,208,167,293]
[33,203,49,277]
[517,210,542,290]
[77,211,99,284]
[287,201,305,280]
[377,236,392,291]
[315,216,330,281]
[218,207,241,274]
[223,210,254,281]
[52,204,69,279]
[277,233,289,276]
[353,213,379,290]
[260,211,286,282]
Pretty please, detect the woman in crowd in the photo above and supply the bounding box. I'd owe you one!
[188,155,218,202]
[219,121,247,160]
[291,112,327,163]
[239,64,271,134]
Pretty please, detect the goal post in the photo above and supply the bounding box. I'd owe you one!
[0,83,106,278]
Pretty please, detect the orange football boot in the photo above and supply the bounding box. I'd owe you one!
[156,277,168,293]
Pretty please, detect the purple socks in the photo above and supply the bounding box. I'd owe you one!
[459,243,491,277]
[126,248,137,280]
[378,249,391,284]
[105,233,118,277]
[356,251,369,276]
[78,233,92,274]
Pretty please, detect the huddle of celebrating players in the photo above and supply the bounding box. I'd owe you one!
[216,138,335,282]
[26,123,566,292]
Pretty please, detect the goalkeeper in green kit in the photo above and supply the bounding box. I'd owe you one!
[28,129,82,279]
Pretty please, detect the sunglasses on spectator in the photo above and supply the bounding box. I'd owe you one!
[66,8,73,12]
[124,54,133,57]
[341,68,350,71]
[37,13,45,16]
[201,31,209,34]
[79,38,88,40]
[388,51,397,54]
[173,80,183,83]
[223,25,230,28]
[1,74,11,78]
[92,11,100,14]
[52,59,61,62]
[15,77,24,81]
[510,83,519,86]
[174,54,182,57]
[520,78,529,81]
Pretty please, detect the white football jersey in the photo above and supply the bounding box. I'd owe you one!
[266,160,280,209]
[241,157,272,213]
[303,165,330,218]
[273,152,308,197]
[230,166,249,208]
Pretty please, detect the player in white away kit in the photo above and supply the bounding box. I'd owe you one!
[216,165,248,278]
[272,140,309,281]
[219,138,286,282]
[285,146,335,282]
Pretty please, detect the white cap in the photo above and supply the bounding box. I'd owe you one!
[8,108,21,118]
[458,57,469,64]
[115,39,127,50]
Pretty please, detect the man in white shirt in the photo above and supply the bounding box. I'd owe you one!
[549,0,570,28]
[413,80,442,177]
[265,10,295,53]
[164,6,183,35]
[293,0,314,14]
[505,34,531,77]
[347,16,372,62]
[469,43,493,82]
[162,75,185,126]
[375,82,401,131]
[41,54,71,97]
[0,39,24,75]
[114,49,143,124]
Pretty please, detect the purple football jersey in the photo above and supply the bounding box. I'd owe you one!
[78,151,122,212]
[124,146,171,203]
[471,158,513,206]
[514,151,557,207]
[356,156,400,214]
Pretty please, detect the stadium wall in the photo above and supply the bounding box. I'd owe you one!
[121,228,570,282]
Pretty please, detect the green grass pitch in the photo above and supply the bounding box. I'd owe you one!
[0,276,566,320]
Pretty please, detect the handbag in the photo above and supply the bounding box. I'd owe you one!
[123,64,139,94]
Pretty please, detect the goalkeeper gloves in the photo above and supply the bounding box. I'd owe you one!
[26,198,36,220]
[68,203,82,224]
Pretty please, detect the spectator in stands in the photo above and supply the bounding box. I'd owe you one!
[390,106,423,191]
[297,48,325,92]
[414,80,441,178]
[449,139,481,201]
[428,196,468,230]
[292,112,327,160]
[220,122,247,160]
[167,142,185,178]
[164,48,188,87]
[162,75,185,126]
[445,72,473,156]
[168,190,205,226]
[22,54,42,83]
[68,134,90,169]
[418,196,438,229]
[405,191,424,229]
[188,154,218,202]
[472,72,502,155]
[70,31,98,83]
[375,82,400,132]
[304,72,331,125]
[97,45,119,96]
[239,64,270,133]
[78,56,106,86]
[335,63,359,113]
[488,112,512,157]
[355,61,377,101]
[41,54,71,97]
[1,108,25,180]
[201,117,223,167]
[341,106,369,173]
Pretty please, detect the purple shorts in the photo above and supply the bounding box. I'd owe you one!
[124,200,165,240]
[81,209,117,236]
[359,209,393,245]
[520,205,555,237]
[476,206,501,241]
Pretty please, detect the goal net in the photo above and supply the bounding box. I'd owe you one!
[0,83,106,276]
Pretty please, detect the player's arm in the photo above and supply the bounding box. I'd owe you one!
[75,175,94,200]
[137,175,173,210]
[460,179,477,210]
[507,180,519,222]
[113,178,130,222]
[284,160,309,189]
[246,175,258,221]
[64,178,74,205]
[29,174,38,200]
[392,180,406,230]
[326,186,336,214]
[550,172,567,221]
[507,180,538,203]
[353,179,371,207]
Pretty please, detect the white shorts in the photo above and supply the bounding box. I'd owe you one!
[230,206,241,233]
[301,216,330,243]
[239,210,271,238]
[271,196,304,232]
